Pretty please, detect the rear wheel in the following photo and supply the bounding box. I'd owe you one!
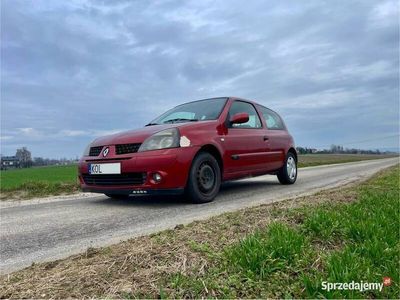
[186,152,221,204]
[277,152,297,184]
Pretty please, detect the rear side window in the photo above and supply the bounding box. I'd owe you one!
[259,106,285,130]
[228,101,262,129]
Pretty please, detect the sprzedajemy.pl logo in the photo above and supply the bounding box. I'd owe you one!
[322,277,391,292]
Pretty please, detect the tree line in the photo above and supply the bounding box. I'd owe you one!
[296,144,389,155]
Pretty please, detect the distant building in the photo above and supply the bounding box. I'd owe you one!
[0,147,33,169]
[0,156,20,169]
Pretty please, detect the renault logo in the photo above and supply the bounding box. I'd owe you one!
[102,147,110,157]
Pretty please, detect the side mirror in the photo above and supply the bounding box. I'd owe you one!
[230,112,249,124]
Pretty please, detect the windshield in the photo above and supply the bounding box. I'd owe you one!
[148,97,228,125]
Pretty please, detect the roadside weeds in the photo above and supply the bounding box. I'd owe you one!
[0,182,80,201]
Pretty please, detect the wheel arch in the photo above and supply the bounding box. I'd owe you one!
[197,144,224,175]
[288,147,298,162]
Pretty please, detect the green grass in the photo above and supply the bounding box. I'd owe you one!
[165,165,400,298]
[299,178,400,298]
[225,223,310,279]
[0,165,78,199]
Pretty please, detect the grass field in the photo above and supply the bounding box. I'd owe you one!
[0,165,79,199]
[0,165,77,189]
[0,154,395,200]
[1,165,398,298]
[297,153,395,168]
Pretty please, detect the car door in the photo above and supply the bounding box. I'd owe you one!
[223,101,270,175]
[257,106,287,171]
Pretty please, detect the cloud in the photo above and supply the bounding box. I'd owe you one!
[17,127,43,137]
[59,130,88,137]
[1,0,398,158]
[0,135,13,141]
[369,0,399,28]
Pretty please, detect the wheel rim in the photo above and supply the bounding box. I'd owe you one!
[286,156,297,180]
[196,162,216,194]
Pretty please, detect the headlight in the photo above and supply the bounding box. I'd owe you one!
[138,128,180,152]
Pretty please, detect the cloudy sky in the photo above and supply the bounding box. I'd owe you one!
[1,0,399,158]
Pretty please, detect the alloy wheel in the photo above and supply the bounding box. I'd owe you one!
[286,156,297,180]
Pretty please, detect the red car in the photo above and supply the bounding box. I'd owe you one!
[78,97,297,203]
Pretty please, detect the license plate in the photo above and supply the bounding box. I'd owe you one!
[88,163,121,175]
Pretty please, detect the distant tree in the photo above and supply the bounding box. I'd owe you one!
[33,157,45,166]
[297,145,385,155]
[296,147,306,154]
[16,147,32,168]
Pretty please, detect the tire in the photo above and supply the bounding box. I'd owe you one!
[277,152,297,184]
[186,152,221,204]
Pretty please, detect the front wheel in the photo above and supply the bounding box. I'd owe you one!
[277,152,297,184]
[186,152,221,204]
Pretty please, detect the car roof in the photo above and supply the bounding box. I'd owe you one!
[227,97,283,116]
[228,96,267,108]
[178,96,252,104]
[177,97,281,116]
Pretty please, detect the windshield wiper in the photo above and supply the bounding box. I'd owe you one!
[145,122,159,126]
[163,118,198,124]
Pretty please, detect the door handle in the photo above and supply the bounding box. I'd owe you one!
[263,136,269,141]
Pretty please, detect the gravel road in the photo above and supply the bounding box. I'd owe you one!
[1,158,398,274]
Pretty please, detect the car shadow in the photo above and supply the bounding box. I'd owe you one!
[220,179,277,192]
[93,194,187,207]
[93,178,280,207]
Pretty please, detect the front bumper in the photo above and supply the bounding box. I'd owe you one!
[81,187,184,196]
[78,146,200,195]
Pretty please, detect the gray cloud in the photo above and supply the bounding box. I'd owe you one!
[1,0,399,158]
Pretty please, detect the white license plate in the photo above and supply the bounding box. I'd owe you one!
[88,163,121,175]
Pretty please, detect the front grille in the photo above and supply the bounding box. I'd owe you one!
[116,143,141,155]
[89,146,103,156]
[82,173,146,186]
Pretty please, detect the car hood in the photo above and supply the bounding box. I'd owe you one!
[91,123,184,146]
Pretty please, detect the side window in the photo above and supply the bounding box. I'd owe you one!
[228,101,262,129]
[259,107,285,130]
